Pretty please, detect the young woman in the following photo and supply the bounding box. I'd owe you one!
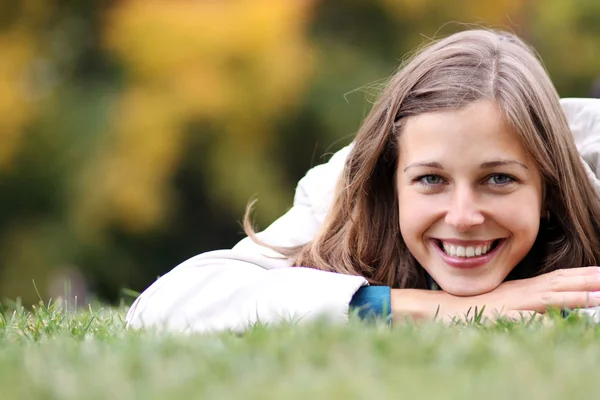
[126,29,600,332]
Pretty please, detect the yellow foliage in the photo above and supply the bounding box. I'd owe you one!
[74,0,316,233]
[0,30,36,170]
[103,0,314,123]
[0,0,56,170]
[73,88,183,234]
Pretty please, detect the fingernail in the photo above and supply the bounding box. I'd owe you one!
[591,291,600,298]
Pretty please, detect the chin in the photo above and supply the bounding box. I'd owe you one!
[439,279,501,297]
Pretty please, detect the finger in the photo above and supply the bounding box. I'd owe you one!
[547,274,600,292]
[545,266,600,278]
[533,291,600,312]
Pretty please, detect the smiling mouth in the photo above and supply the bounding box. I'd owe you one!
[434,239,503,258]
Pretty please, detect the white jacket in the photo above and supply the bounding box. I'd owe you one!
[126,98,600,333]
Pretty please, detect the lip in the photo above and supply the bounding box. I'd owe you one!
[430,238,506,269]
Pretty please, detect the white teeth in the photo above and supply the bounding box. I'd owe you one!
[441,241,495,258]
[443,243,456,256]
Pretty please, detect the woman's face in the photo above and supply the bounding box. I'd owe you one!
[397,100,544,296]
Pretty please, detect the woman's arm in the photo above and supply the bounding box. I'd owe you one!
[391,266,600,324]
[126,257,367,332]
[126,146,370,333]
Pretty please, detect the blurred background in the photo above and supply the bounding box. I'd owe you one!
[1,0,599,305]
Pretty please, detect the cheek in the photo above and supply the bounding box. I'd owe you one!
[500,210,540,237]
[493,195,541,243]
[397,190,440,240]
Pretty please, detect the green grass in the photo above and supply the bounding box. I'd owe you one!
[0,301,599,400]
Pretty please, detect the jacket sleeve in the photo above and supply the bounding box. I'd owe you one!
[560,98,600,193]
[125,145,368,333]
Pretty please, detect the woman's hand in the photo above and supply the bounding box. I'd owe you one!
[391,266,600,323]
[462,266,600,317]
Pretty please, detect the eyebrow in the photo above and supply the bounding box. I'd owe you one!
[480,160,528,170]
[403,159,528,172]
[403,162,443,172]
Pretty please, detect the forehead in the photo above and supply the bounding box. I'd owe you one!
[398,100,531,165]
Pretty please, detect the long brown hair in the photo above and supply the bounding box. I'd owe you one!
[245,29,600,289]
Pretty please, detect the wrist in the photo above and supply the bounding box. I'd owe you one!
[390,289,457,323]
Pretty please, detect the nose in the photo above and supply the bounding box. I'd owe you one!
[444,184,485,232]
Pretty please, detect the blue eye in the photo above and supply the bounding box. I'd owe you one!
[487,174,514,185]
[419,175,444,185]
